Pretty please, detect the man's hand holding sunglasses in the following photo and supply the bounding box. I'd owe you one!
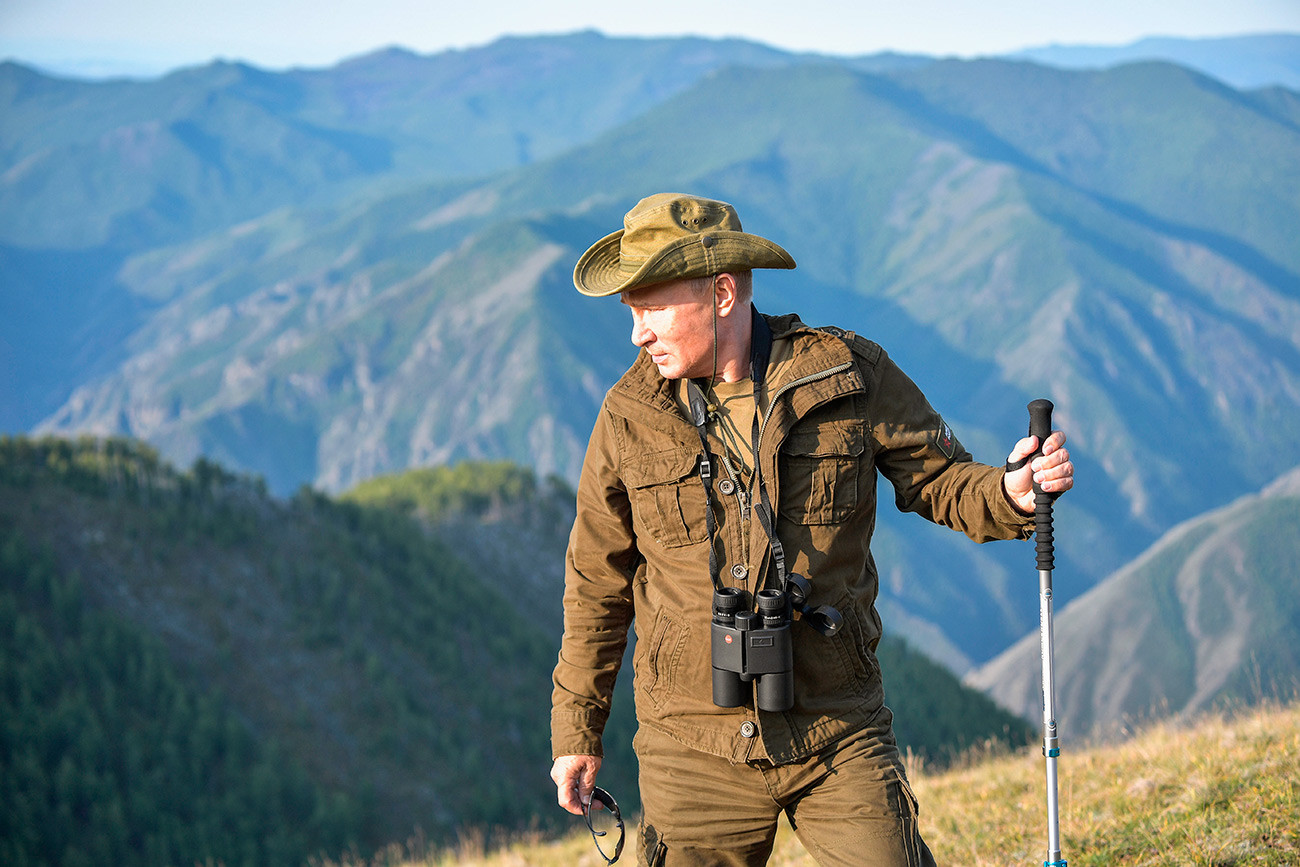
[553,755,624,863]
[550,754,602,815]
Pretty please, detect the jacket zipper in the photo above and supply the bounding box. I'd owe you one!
[756,361,854,457]
[711,360,854,528]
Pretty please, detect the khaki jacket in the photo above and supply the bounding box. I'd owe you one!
[551,313,1032,765]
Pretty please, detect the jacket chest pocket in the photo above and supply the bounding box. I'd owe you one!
[625,448,709,548]
[778,419,867,525]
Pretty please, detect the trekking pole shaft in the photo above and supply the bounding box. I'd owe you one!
[1041,566,1063,866]
[1028,399,1066,867]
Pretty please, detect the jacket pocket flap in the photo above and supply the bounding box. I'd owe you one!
[624,448,698,489]
[782,421,865,458]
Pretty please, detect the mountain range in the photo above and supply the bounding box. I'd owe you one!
[3,31,1299,676]
[969,464,1300,738]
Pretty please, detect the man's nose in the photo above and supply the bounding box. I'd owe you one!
[630,313,652,347]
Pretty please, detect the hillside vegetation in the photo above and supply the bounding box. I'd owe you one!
[0,525,362,867]
[401,701,1300,866]
[0,435,577,858]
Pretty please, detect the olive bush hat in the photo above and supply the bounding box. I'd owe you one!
[573,193,796,297]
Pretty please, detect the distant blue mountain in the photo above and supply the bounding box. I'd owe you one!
[1010,33,1300,90]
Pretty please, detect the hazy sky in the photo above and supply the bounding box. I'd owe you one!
[3,0,1299,78]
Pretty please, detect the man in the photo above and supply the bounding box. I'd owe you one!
[550,193,1074,866]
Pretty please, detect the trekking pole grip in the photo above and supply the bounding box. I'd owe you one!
[1027,399,1055,572]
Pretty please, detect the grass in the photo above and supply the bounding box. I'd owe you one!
[910,701,1300,867]
[350,701,1300,866]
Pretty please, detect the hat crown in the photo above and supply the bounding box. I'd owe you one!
[619,194,742,269]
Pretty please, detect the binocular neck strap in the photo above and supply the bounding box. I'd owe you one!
[688,307,785,594]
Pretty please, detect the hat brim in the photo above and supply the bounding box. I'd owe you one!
[573,229,796,298]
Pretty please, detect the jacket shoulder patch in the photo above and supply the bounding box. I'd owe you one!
[934,418,957,460]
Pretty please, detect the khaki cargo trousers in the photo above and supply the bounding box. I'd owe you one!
[634,708,937,867]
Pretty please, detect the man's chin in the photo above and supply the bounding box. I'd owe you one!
[649,356,681,379]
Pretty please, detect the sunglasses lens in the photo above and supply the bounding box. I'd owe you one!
[587,800,616,833]
[584,788,624,864]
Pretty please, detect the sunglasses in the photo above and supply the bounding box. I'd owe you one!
[582,786,625,864]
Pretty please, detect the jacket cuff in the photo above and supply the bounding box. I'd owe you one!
[995,471,1036,539]
[551,708,607,760]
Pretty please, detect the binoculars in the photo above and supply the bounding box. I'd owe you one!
[710,587,795,712]
[710,576,844,713]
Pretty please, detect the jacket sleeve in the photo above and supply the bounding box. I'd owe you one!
[867,348,1033,543]
[550,406,639,758]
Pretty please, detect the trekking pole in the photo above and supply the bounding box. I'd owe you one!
[1028,398,1066,867]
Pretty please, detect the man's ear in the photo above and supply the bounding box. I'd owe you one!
[714,273,741,317]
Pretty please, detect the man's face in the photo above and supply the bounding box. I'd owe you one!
[621,278,716,380]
